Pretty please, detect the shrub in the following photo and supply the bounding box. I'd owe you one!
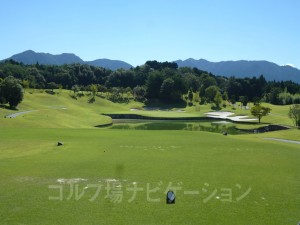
[293,94,300,104]
[278,92,293,105]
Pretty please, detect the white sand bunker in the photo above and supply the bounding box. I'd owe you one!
[205,111,257,122]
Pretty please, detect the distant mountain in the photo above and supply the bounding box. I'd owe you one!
[8,50,84,65]
[175,58,300,83]
[4,50,132,70]
[4,51,300,82]
[86,59,132,70]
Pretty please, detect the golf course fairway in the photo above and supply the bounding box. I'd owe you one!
[0,91,299,225]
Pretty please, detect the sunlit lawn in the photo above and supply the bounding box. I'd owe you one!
[0,90,299,224]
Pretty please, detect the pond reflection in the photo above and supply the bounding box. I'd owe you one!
[109,120,246,135]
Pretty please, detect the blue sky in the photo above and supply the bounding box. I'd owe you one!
[1,0,299,68]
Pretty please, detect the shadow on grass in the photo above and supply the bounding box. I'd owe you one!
[0,104,18,111]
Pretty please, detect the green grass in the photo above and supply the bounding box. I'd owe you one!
[0,90,299,224]
[0,128,299,225]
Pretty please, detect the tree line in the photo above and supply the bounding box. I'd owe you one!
[1,59,300,106]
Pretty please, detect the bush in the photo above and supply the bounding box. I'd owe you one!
[77,92,85,98]
[278,92,293,105]
[45,90,56,95]
[293,94,300,104]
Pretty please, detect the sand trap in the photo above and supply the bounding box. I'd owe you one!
[206,112,235,118]
[230,117,257,122]
[205,111,257,122]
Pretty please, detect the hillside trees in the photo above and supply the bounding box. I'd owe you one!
[0,60,300,105]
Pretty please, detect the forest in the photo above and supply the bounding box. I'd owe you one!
[1,59,300,106]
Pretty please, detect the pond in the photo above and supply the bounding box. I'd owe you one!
[108,119,248,135]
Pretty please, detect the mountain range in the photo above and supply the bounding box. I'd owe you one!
[3,50,133,71]
[2,50,300,83]
[175,58,300,83]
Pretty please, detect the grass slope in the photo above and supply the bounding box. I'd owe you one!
[0,90,295,128]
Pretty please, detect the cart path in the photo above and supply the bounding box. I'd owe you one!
[263,138,300,144]
[5,110,36,118]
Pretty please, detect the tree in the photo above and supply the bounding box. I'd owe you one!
[226,77,242,99]
[184,74,200,92]
[89,84,98,97]
[288,104,300,127]
[160,78,175,101]
[214,91,223,108]
[222,92,228,102]
[204,85,219,102]
[0,76,24,108]
[199,75,217,97]
[71,85,80,94]
[267,87,281,104]
[250,104,271,123]
[253,96,261,106]
[230,95,236,105]
[239,96,249,109]
[193,92,200,104]
[96,84,107,93]
[133,86,146,102]
[47,82,59,91]
[188,89,193,102]
[22,80,30,89]
[109,87,122,102]
[146,71,164,99]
